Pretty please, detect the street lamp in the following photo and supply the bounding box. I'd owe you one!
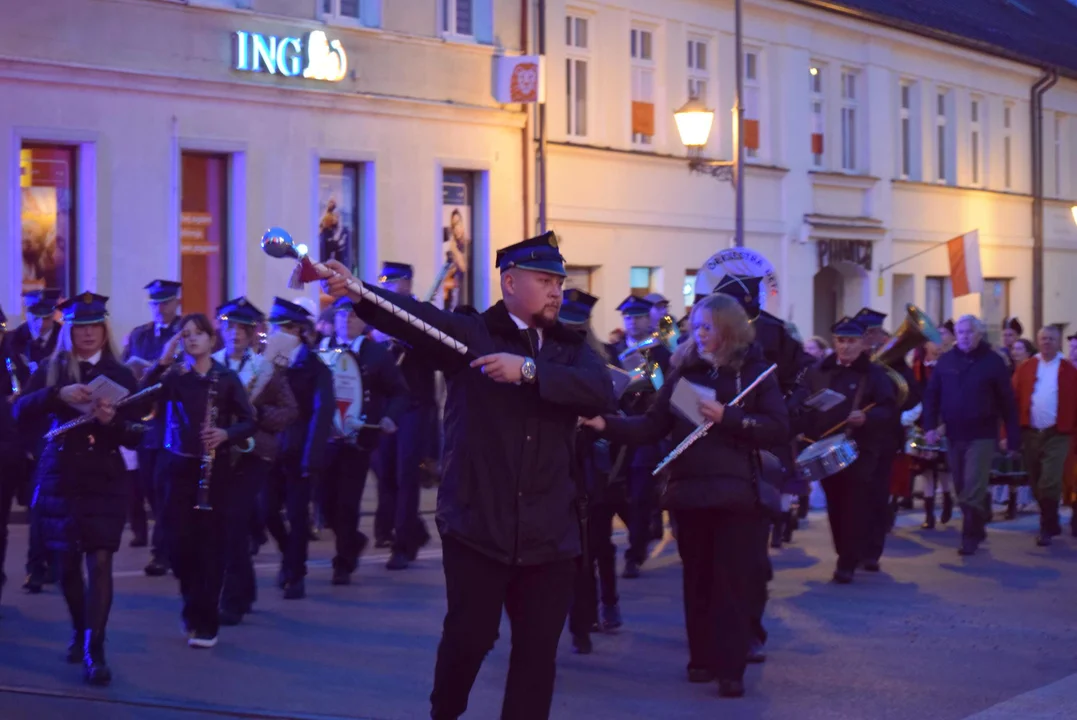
[674,0,744,247]
[1071,204,1077,227]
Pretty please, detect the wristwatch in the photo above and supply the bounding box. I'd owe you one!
[521,357,537,383]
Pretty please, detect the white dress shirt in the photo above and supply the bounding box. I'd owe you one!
[508,312,543,351]
[1031,354,1061,430]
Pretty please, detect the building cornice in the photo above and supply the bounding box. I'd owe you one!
[0,56,526,130]
[809,170,881,190]
[548,141,791,177]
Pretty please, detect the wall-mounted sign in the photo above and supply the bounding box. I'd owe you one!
[817,239,873,271]
[695,248,779,310]
[495,55,544,104]
[234,30,347,83]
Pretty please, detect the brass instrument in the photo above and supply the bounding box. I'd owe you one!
[617,315,682,393]
[236,367,260,454]
[5,357,20,397]
[871,303,941,407]
[44,383,163,441]
[195,372,219,511]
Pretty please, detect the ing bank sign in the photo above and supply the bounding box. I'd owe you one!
[233,30,348,83]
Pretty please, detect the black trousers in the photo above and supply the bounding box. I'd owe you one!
[822,457,873,573]
[746,515,773,645]
[265,462,312,585]
[162,452,228,637]
[323,442,372,573]
[26,478,50,577]
[430,536,575,720]
[125,467,145,541]
[626,466,654,564]
[378,407,434,557]
[863,446,897,563]
[674,507,757,683]
[0,464,16,600]
[140,447,167,562]
[568,497,626,636]
[220,453,265,615]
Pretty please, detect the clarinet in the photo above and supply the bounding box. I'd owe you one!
[195,372,219,511]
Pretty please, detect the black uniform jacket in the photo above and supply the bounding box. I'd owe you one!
[278,344,335,477]
[14,354,142,553]
[143,360,256,459]
[124,317,183,448]
[601,345,788,511]
[351,286,617,566]
[607,339,672,472]
[802,352,897,460]
[8,322,61,373]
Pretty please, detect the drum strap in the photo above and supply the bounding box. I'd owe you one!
[846,376,867,438]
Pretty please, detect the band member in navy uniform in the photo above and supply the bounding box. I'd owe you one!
[264,298,334,600]
[373,262,438,569]
[608,295,671,579]
[711,273,813,662]
[12,289,63,594]
[1,303,26,609]
[13,293,141,684]
[321,296,409,583]
[802,317,896,584]
[562,289,625,655]
[143,314,255,647]
[214,298,297,625]
[123,279,183,570]
[320,231,615,720]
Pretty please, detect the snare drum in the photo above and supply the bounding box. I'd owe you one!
[796,435,859,483]
[989,453,1028,486]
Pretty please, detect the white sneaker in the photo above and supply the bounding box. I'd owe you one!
[188,633,218,649]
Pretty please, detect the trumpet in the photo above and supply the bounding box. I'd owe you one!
[44,383,163,442]
[617,315,681,393]
[652,364,778,476]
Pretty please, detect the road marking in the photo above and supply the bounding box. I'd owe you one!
[962,672,1077,719]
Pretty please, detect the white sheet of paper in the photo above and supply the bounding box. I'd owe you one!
[671,378,712,426]
[804,388,845,413]
[70,374,131,414]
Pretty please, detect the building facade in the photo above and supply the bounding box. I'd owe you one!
[2,0,526,338]
[541,0,1077,342]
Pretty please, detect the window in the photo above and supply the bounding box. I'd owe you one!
[180,152,229,318]
[441,171,476,310]
[631,28,656,146]
[323,0,359,21]
[443,0,473,36]
[840,70,858,171]
[20,143,78,297]
[565,15,589,137]
[1003,103,1013,189]
[982,278,1010,347]
[970,97,983,186]
[687,38,709,104]
[924,276,952,327]
[744,50,762,159]
[684,270,697,312]
[899,83,912,178]
[630,266,656,296]
[936,89,951,183]
[565,266,593,292]
[810,65,824,168]
[318,161,362,276]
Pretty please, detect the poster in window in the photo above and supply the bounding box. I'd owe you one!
[440,172,474,309]
[318,162,359,275]
[20,146,74,296]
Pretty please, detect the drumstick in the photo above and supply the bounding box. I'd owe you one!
[819,402,877,439]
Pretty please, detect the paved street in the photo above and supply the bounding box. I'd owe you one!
[2,492,1077,720]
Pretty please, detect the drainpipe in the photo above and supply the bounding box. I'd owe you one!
[536,0,547,234]
[1030,68,1058,333]
[521,0,530,239]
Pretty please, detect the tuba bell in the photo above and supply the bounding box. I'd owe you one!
[616,315,681,393]
[870,303,941,407]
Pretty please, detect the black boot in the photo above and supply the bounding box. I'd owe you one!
[83,630,111,686]
[1047,500,1062,537]
[1006,488,1017,520]
[797,496,810,519]
[65,627,84,663]
[940,493,954,524]
[958,507,980,556]
[921,497,936,530]
[781,511,795,543]
[769,517,783,549]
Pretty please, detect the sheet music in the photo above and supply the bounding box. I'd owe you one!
[671,378,715,426]
[68,375,131,414]
[803,388,845,413]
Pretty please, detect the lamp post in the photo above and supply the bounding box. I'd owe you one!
[674,0,744,247]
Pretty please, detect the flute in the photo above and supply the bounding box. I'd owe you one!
[44,383,163,441]
[652,364,778,476]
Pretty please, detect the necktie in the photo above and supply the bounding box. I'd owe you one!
[79,361,94,377]
[522,328,540,355]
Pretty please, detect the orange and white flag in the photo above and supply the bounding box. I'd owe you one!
[947,230,983,298]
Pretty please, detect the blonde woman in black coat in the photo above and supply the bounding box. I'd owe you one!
[583,293,788,698]
[14,293,142,686]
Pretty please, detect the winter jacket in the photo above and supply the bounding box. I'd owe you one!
[922,340,1019,448]
[351,289,616,566]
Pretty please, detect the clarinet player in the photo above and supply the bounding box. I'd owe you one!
[13,293,141,685]
[319,231,615,720]
[143,314,255,649]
